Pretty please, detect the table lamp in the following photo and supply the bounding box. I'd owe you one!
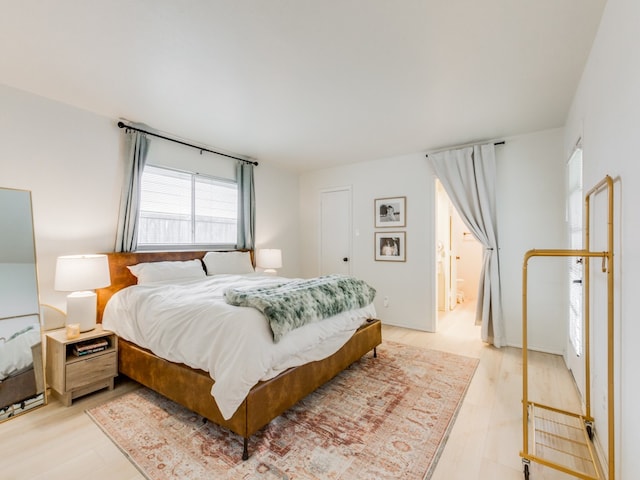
[54,254,111,332]
[257,249,282,274]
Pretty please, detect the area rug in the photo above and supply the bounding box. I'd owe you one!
[87,342,478,480]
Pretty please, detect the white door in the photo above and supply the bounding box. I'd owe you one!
[566,147,585,401]
[320,188,351,275]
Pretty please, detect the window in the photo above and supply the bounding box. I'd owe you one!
[138,165,238,248]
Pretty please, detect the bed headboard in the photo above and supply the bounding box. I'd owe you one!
[96,250,253,323]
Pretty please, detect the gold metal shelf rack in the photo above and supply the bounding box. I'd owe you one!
[520,175,614,480]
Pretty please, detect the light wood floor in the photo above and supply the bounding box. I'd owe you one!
[1,301,588,480]
[385,300,591,480]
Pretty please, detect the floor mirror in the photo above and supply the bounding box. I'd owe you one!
[0,187,46,420]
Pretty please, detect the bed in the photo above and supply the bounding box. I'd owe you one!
[0,325,44,415]
[96,250,382,459]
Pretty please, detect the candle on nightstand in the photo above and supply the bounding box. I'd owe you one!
[66,323,80,339]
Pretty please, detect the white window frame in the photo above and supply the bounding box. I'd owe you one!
[137,164,238,250]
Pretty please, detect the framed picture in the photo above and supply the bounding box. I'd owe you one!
[375,232,406,262]
[375,196,406,227]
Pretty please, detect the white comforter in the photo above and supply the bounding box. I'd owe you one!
[102,273,376,420]
[0,325,41,381]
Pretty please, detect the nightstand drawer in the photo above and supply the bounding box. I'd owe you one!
[66,351,117,391]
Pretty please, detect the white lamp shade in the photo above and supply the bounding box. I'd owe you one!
[257,249,282,270]
[55,254,111,292]
[55,254,111,333]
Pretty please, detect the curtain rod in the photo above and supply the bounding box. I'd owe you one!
[425,140,505,158]
[117,121,258,166]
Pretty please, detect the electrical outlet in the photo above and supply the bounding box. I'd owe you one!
[383,296,389,307]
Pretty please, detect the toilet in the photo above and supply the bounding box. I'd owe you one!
[456,278,465,303]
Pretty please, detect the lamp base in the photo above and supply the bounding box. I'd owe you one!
[66,291,97,332]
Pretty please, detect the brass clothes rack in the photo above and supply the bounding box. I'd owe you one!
[520,175,614,480]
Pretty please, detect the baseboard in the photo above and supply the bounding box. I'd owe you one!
[506,341,565,356]
[591,428,608,478]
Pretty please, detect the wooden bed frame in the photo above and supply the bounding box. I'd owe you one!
[96,250,382,460]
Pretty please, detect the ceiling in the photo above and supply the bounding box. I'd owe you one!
[0,1,606,172]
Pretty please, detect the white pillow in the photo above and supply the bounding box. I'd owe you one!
[203,251,254,275]
[127,259,205,285]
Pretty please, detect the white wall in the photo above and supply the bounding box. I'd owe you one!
[299,153,436,331]
[564,0,639,475]
[0,264,39,318]
[254,162,300,278]
[0,84,300,310]
[299,129,567,349]
[496,128,567,353]
[0,85,123,310]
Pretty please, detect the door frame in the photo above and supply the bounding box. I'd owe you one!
[565,142,585,405]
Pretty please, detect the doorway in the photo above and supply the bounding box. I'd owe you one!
[435,179,483,331]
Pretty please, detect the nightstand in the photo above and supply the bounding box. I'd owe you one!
[45,324,118,406]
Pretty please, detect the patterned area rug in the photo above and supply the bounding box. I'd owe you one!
[87,342,478,480]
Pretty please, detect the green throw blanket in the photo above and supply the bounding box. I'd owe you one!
[224,274,376,342]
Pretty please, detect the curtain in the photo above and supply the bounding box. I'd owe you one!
[236,161,255,250]
[429,143,505,347]
[115,130,149,252]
